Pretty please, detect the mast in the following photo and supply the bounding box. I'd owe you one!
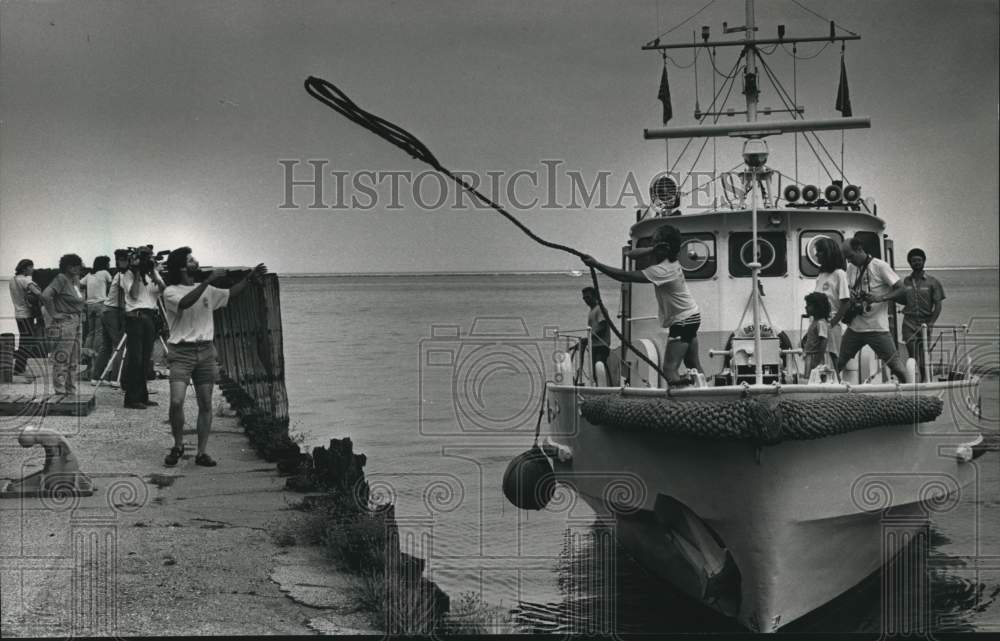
[642,0,867,388]
[746,0,762,384]
[744,0,758,123]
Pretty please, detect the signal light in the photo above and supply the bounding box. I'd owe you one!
[824,183,843,202]
[802,185,819,202]
[843,184,861,203]
[783,185,801,202]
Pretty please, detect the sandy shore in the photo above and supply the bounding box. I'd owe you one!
[0,372,375,636]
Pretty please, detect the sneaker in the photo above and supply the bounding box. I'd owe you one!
[165,446,184,467]
[90,380,99,386]
[195,453,217,467]
[109,381,120,388]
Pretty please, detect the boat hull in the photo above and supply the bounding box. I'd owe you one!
[545,381,981,632]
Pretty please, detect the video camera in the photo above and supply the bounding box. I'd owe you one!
[125,245,171,274]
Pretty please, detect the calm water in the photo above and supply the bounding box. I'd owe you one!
[2,269,997,632]
[277,269,1000,634]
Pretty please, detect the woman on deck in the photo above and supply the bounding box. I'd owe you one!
[812,236,849,365]
[582,224,703,387]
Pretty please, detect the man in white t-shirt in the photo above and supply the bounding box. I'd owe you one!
[160,246,267,467]
[582,224,703,387]
[837,237,909,383]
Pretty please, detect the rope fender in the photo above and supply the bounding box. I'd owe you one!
[580,394,944,444]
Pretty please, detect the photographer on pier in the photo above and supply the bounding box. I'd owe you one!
[161,247,266,467]
[120,245,165,409]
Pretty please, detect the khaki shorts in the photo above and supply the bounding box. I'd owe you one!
[167,341,219,386]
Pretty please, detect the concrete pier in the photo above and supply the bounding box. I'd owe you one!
[0,378,373,636]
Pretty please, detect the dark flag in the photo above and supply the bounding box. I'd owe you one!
[658,66,673,124]
[835,57,852,117]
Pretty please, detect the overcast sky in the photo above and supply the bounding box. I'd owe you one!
[1,0,997,273]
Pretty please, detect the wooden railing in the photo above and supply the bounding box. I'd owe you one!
[213,273,289,425]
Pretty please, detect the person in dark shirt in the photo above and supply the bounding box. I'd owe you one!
[572,287,610,382]
[896,248,945,381]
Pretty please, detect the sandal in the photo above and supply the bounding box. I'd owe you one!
[195,453,217,467]
[164,446,184,467]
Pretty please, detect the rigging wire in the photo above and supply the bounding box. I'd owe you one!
[304,75,670,384]
[647,0,717,43]
[669,50,742,176]
[793,43,799,182]
[757,53,850,182]
[711,46,718,206]
[664,52,698,69]
[755,55,838,182]
[780,41,831,59]
[790,0,859,36]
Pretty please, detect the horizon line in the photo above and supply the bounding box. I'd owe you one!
[279,265,1000,277]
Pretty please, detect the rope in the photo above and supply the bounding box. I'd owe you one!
[304,76,669,384]
[581,393,944,444]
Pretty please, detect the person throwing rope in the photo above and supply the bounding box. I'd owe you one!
[161,248,267,467]
[582,224,703,387]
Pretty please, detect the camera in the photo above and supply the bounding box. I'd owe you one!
[417,317,559,435]
[842,294,871,324]
[125,245,171,274]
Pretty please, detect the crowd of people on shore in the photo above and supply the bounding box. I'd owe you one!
[578,226,945,386]
[8,248,266,466]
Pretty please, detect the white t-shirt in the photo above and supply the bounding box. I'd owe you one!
[641,259,699,328]
[845,257,900,333]
[161,284,230,343]
[81,270,112,304]
[119,271,162,312]
[815,269,849,314]
[9,274,36,319]
[103,272,123,309]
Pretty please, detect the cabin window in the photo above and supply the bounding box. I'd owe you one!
[728,232,787,277]
[799,230,844,277]
[678,233,717,279]
[853,231,882,259]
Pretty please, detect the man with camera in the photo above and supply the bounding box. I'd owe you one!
[836,237,909,383]
[161,247,266,467]
[120,245,165,409]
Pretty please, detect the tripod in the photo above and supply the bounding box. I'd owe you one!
[94,324,170,392]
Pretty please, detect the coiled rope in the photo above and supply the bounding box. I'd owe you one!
[305,76,668,382]
[581,393,944,444]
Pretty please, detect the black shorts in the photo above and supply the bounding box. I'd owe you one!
[668,314,701,343]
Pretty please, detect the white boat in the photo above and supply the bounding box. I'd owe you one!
[524,0,988,632]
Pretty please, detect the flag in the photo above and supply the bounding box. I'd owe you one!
[835,56,852,117]
[658,66,673,124]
